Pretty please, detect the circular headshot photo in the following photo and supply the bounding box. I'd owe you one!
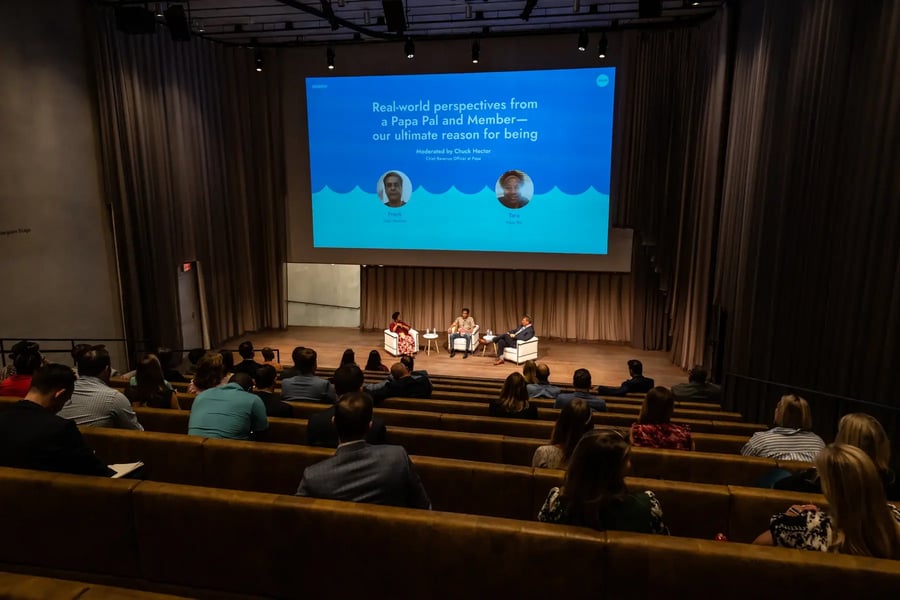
[377,170,412,208]
[495,170,533,209]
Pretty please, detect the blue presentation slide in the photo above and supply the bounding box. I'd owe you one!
[305,67,615,254]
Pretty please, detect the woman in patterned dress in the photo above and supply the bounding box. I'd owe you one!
[389,311,417,356]
[538,429,669,535]
[754,444,900,558]
[630,386,693,450]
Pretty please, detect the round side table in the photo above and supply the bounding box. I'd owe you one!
[423,332,440,356]
[481,334,497,357]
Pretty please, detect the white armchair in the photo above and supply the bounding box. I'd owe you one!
[383,328,419,357]
[502,336,539,364]
[448,324,480,354]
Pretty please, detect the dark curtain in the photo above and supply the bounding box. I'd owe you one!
[715,0,900,446]
[360,267,632,343]
[612,8,731,367]
[89,7,286,350]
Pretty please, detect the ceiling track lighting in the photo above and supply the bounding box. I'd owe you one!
[577,30,588,51]
[404,38,415,59]
[326,46,335,70]
[471,40,480,64]
[597,32,608,59]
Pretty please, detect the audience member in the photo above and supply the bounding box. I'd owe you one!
[280,346,307,380]
[184,348,207,377]
[253,365,292,418]
[556,369,606,412]
[281,348,337,403]
[58,346,143,430]
[0,340,43,397]
[596,359,655,396]
[527,363,561,399]
[522,360,538,384]
[219,350,235,380]
[340,349,356,367]
[630,387,692,450]
[0,364,114,476]
[775,413,897,499]
[489,372,538,420]
[70,344,92,375]
[307,364,387,448]
[229,372,254,392]
[296,392,430,509]
[364,350,389,373]
[538,429,669,534]
[671,365,721,403]
[260,347,282,371]
[741,394,825,462]
[532,399,593,469]
[366,362,433,404]
[125,354,178,409]
[232,341,260,378]
[754,444,900,559]
[156,347,188,383]
[188,354,268,440]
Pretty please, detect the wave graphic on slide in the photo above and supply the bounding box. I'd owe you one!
[312,184,609,200]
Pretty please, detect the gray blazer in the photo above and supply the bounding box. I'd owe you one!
[296,441,431,509]
[281,374,337,403]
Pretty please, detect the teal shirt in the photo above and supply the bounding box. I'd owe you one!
[188,383,269,440]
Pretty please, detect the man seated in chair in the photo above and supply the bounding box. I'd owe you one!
[595,359,655,397]
[481,315,534,366]
[365,361,433,405]
[447,307,475,359]
[281,347,337,404]
[307,364,387,448]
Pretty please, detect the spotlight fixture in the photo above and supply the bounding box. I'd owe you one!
[598,32,608,59]
[404,38,415,59]
[195,20,205,33]
[255,47,264,72]
[577,30,588,51]
[326,46,335,70]
[155,3,164,18]
[471,40,480,64]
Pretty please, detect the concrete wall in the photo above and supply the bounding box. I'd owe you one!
[286,263,360,328]
[0,1,126,368]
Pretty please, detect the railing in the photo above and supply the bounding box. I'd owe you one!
[0,338,150,369]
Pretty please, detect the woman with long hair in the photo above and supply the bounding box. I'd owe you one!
[340,348,356,367]
[538,429,669,534]
[532,399,593,469]
[756,444,900,558]
[389,311,417,356]
[490,372,537,419]
[740,394,825,462]
[0,340,43,397]
[630,386,692,450]
[522,360,538,385]
[364,349,390,373]
[125,354,178,409]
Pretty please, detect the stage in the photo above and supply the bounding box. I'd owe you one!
[228,327,688,389]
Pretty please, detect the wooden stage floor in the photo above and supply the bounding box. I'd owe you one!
[229,327,688,389]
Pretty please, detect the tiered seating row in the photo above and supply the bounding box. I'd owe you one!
[1,466,897,600]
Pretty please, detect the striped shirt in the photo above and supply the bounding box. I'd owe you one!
[740,427,824,462]
[57,376,144,430]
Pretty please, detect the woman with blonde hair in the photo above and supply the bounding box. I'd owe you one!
[755,444,900,559]
[532,399,593,469]
[538,429,669,534]
[775,413,897,499]
[489,372,537,420]
[740,394,825,462]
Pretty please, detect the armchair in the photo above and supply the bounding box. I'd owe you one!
[502,336,539,365]
[448,324,480,354]
[383,328,419,357]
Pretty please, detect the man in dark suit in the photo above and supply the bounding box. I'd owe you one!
[306,364,386,448]
[232,340,261,379]
[596,359,655,397]
[296,392,430,509]
[556,368,607,412]
[672,365,722,403]
[0,363,113,476]
[365,362,433,404]
[482,315,535,366]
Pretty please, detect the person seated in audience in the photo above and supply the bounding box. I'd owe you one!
[0,340,43,397]
[70,344,92,376]
[389,311,417,356]
[447,307,475,358]
[630,387,692,450]
[219,349,235,381]
[671,365,721,403]
[281,348,337,404]
[260,347,282,371]
[366,362,433,404]
[532,399,593,469]
[229,372,254,392]
[0,363,114,477]
[296,391,430,509]
[596,359,655,396]
[307,364,387,448]
[232,341,260,378]
[253,365,292,419]
[125,354,178,409]
[156,347,188,383]
[490,373,538,420]
[775,413,897,499]
[58,346,143,430]
[740,394,825,462]
[279,346,306,380]
[339,348,356,368]
[556,369,606,412]
[188,353,268,440]
[184,348,207,377]
[522,360,538,385]
[538,429,669,534]
[363,349,389,373]
[753,444,900,559]
[527,363,561,399]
